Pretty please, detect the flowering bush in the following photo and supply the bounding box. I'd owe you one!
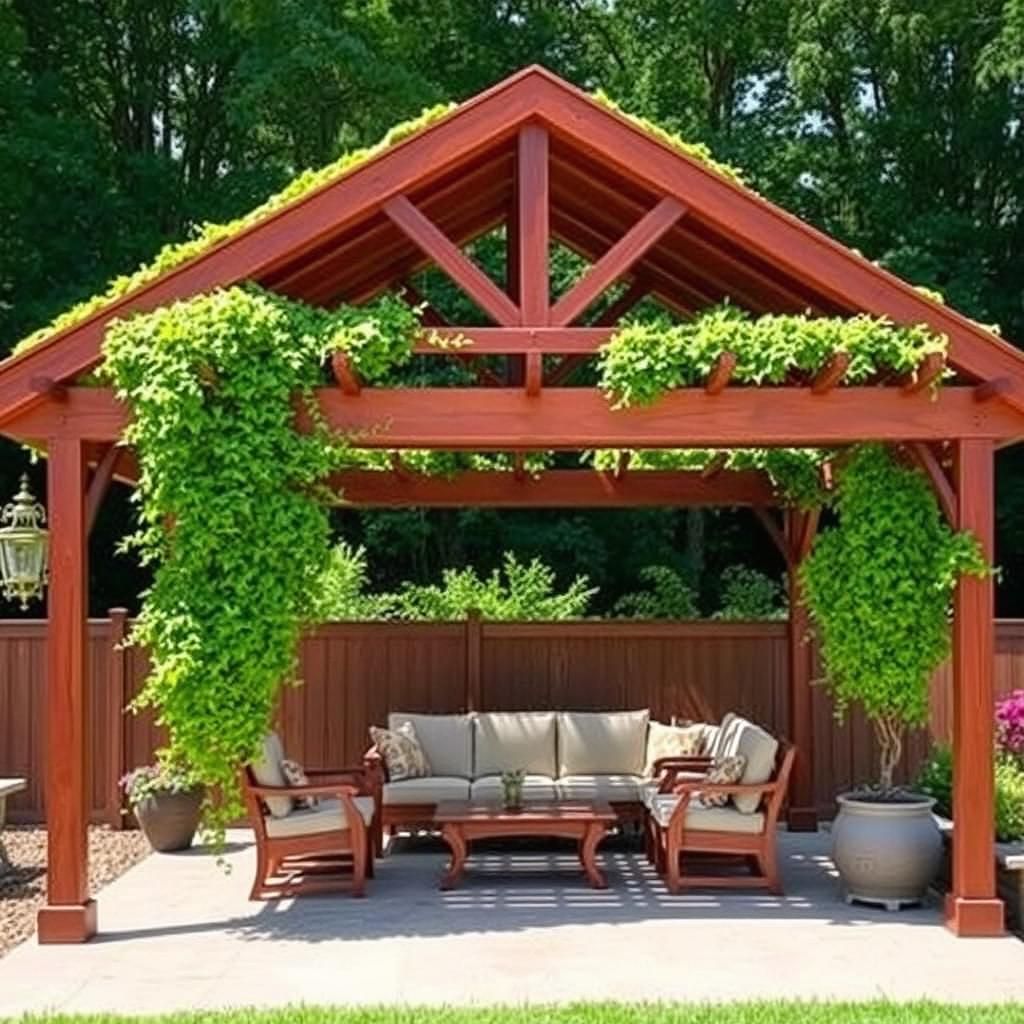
[120,763,200,807]
[996,690,1024,761]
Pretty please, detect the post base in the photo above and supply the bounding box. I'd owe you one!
[37,899,97,944]
[944,894,1004,937]
[786,806,818,832]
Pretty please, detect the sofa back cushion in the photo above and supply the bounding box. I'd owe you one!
[474,712,557,778]
[388,712,474,778]
[716,715,779,813]
[251,732,292,818]
[557,710,649,776]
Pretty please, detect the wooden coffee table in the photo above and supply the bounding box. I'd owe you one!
[434,800,617,890]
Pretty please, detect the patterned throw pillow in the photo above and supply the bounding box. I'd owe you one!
[694,754,747,809]
[281,757,317,810]
[370,722,431,782]
[645,720,709,776]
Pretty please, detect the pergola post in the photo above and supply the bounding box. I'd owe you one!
[37,437,95,943]
[946,438,1003,936]
[785,508,818,831]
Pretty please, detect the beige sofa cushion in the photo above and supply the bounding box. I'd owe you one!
[644,721,711,775]
[383,776,471,805]
[389,712,474,778]
[470,774,558,803]
[557,710,649,776]
[648,796,766,834]
[251,732,291,818]
[474,712,557,777]
[716,716,779,813]
[556,774,645,803]
[707,713,736,759]
[264,796,374,838]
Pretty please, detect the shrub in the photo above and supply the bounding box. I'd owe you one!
[916,745,1024,842]
[613,566,699,619]
[714,565,786,620]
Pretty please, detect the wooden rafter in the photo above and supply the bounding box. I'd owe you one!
[422,327,614,354]
[549,197,686,326]
[700,452,728,480]
[383,195,520,326]
[975,377,1012,403]
[516,124,549,326]
[513,452,526,480]
[85,444,121,533]
[399,281,449,327]
[331,352,362,396]
[753,507,792,567]
[901,352,945,395]
[705,352,737,395]
[811,352,851,395]
[615,451,631,479]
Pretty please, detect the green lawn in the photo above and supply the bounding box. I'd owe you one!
[12,1005,1024,1024]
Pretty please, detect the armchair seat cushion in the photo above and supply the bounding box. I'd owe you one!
[648,796,766,834]
[383,776,471,805]
[556,773,645,803]
[264,796,374,839]
[470,774,558,802]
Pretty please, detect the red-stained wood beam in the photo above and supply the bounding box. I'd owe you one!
[11,386,1024,446]
[615,451,631,479]
[516,124,549,326]
[549,197,686,326]
[753,507,793,568]
[901,352,946,395]
[85,444,121,533]
[329,468,778,507]
[700,452,728,480]
[383,194,520,325]
[331,352,361,396]
[545,279,650,387]
[811,352,851,395]
[947,439,1004,936]
[525,352,542,396]
[512,452,526,481]
[974,377,1012,403]
[37,438,96,944]
[705,352,737,395]
[399,282,449,328]
[906,442,957,528]
[389,452,410,479]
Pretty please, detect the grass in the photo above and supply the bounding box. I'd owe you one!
[11,1005,1024,1024]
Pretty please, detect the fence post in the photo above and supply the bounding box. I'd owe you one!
[106,608,128,829]
[465,609,482,711]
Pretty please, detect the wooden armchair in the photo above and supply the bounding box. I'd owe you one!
[242,763,380,900]
[646,743,795,894]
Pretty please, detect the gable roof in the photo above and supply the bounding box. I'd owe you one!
[3,64,1024,426]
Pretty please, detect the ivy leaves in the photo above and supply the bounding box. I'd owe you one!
[598,305,948,408]
[801,444,988,787]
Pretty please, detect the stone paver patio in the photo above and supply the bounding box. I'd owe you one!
[0,829,1021,1014]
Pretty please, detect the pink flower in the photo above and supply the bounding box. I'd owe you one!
[996,690,1024,759]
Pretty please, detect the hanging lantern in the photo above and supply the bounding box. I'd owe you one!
[0,475,49,611]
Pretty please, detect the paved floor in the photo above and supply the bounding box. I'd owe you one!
[0,829,1021,1014]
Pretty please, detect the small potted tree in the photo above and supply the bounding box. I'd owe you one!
[121,761,204,853]
[802,445,988,910]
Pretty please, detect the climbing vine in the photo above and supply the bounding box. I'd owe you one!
[100,286,420,842]
[597,305,948,408]
[801,444,988,792]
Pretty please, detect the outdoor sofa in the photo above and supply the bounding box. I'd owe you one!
[366,710,789,864]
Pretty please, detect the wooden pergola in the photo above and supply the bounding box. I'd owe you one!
[0,66,1021,941]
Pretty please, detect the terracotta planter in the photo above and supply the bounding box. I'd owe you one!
[133,788,204,853]
[832,792,942,910]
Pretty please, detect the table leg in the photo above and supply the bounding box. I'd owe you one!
[440,823,467,890]
[579,822,608,889]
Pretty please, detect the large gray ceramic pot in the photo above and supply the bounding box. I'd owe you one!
[133,788,204,853]
[832,793,942,910]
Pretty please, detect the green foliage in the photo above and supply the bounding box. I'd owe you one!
[613,566,699,619]
[310,542,388,621]
[377,552,596,621]
[916,746,1024,843]
[715,566,786,620]
[599,305,948,408]
[119,762,200,808]
[802,445,989,790]
[99,286,417,843]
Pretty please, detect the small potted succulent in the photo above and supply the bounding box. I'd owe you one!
[121,761,204,853]
[500,769,525,811]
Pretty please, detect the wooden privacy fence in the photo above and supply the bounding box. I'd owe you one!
[3,613,1024,825]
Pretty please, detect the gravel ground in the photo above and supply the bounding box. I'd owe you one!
[0,825,150,956]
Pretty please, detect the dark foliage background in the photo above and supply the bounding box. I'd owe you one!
[2,0,1023,615]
